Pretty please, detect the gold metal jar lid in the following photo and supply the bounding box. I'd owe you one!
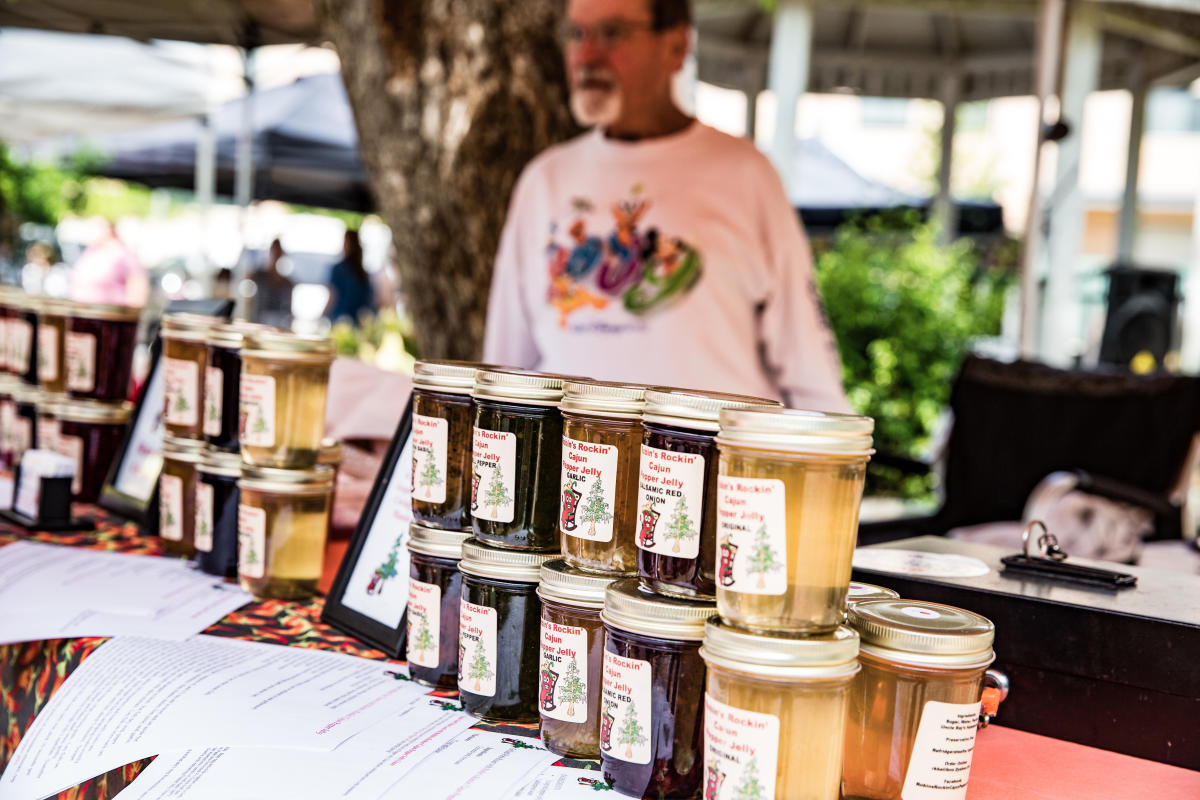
[207,321,275,349]
[0,286,21,305]
[717,407,875,456]
[70,300,142,322]
[407,523,471,560]
[198,448,243,477]
[847,582,900,605]
[318,437,343,467]
[459,537,558,582]
[414,359,496,395]
[10,383,42,406]
[243,330,335,362]
[849,599,995,668]
[51,399,133,425]
[701,618,861,679]
[14,293,42,312]
[643,388,781,432]
[472,368,577,407]
[163,433,208,463]
[162,312,221,342]
[560,380,651,419]
[538,558,618,609]
[238,464,335,494]
[39,298,75,318]
[601,578,715,641]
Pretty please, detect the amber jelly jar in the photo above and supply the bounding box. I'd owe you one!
[239,331,334,469]
[37,299,70,394]
[715,407,874,635]
[236,464,334,599]
[205,321,273,452]
[842,600,995,800]
[66,301,141,401]
[701,619,860,800]
[161,435,206,557]
[162,313,219,439]
[53,399,132,503]
[406,523,471,688]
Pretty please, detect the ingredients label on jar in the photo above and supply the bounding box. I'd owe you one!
[703,694,779,800]
[600,650,652,764]
[406,579,441,668]
[471,427,516,523]
[901,700,982,800]
[8,318,31,374]
[715,476,787,595]
[163,357,200,427]
[560,437,619,542]
[412,414,448,505]
[237,504,267,578]
[65,332,97,392]
[539,621,589,723]
[636,445,705,558]
[204,367,223,437]
[458,599,497,696]
[159,474,184,542]
[37,324,58,382]
[239,374,276,447]
[194,481,214,553]
[55,434,85,496]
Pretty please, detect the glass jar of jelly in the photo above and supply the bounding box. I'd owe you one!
[457,538,557,722]
[161,434,206,557]
[406,523,472,688]
[240,330,335,469]
[537,558,618,759]
[0,287,16,377]
[35,396,60,456]
[196,449,243,578]
[0,378,21,470]
[11,294,39,386]
[11,383,39,462]
[66,301,141,401]
[846,582,899,607]
[701,619,860,800]
[53,399,132,503]
[162,313,219,439]
[715,407,874,635]
[236,464,335,600]
[412,359,491,531]
[842,600,995,800]
[205,321,272,452]
[600,578,715,799]
[471,368,574,550]
[37,299,71,394]
[638,389,780,599]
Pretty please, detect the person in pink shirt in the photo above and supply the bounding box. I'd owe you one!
[70,219,149,308]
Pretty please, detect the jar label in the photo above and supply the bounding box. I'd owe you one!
[37,324,58,382]
[160,474,184,542]
[470,427,516,523]
[406,578,441,668]
[539,620,589,723]
[636,445,705,558]
[8,319,31,374]
[13,416,31,459]
[204,366,223,437]
[703,694,780,800]
[54,434,85,496]
[65,332,97,392]
[163,357,200,427]
[560,437,619,542]
[458,599,497,696]
[412,414,448,505]
[715,476,787,596]
[902,700,982,800]
[194,481,214,553]
[239,374,277,447]
[237,504,267,578]
[36,416,58,455]
[600,650,652,764]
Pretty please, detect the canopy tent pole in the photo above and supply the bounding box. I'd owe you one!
[192,110,216,283]
[234,47,256,210]
[933,71,962,243]
[1117,56,1147,263]
[1181,172,1200,371]
[767,0,814,195]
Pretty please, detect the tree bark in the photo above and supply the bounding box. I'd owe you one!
[315,0,577,360]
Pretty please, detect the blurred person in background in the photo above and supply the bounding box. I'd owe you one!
[21,242,54,294]
[250,238,294,329]
[70,219,149,307]
[325,229,375,326]
[212,268,234,300]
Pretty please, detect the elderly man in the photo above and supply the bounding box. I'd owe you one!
[483,0,848,411]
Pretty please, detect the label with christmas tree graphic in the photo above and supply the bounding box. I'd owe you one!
[901,699,982,800]
[237,504,267,579]
[163,357,200,427]
[715,476,787,595]
[54,434,85,496]
[194,481,214,553]
[601,650,652,764]
[471,427,516,523]
[458,598,497,696]
[239,374,276,447]
[159,474,184,541]
[539,620,589,722]
[560,436,619,542]
[406,579,441,668]
[637,444,705,558]
[703,694,779,800]
[37,324,58,382]
[64,331,97,392]
[203,366,224,437]
[8,318,31,374]
[412,414,448,504]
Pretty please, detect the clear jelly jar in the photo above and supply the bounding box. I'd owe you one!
[236,465,335,599]
[406,523,471,688]
[53,399,132,503]
[701,619,860,800]
[37,299,71,394]
[65,301,141,401]
[715,407,874,635]
[842,600,995,800]
[457,539,557,722]
[205,321,273,452]
[637,389,779,599]
[537,559,618,759]
[161,434,206,558]
[599,578,714,799]
[195,449,242,578]
[162,313,219,439]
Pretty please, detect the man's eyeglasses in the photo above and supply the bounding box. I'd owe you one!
[558,19,656,49]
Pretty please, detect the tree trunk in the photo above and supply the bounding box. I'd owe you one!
[315,0,578,360]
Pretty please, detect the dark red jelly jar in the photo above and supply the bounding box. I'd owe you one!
[66,302,141,401]
[406,524,471,688]
[53,399,132,503]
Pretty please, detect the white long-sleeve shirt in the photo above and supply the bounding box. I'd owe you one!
[483,122,850,412]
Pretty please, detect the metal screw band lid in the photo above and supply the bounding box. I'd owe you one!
[238,464,335,494]
[162,312,221,342]
[643,388,781,432]
[163,433,208,463]
[849,599,995,668]
[414,360,497,394]
[538,558,619,608]
[700,618,861,679]
[318,438,343,467]
[207,321,276,350]
[459,538,559,582]
[10,384,43,405]
[407,523,471,560]
[50,399,133,425]
[601,578,715,641]
[243,330,335,361]
[198,448,243,477]
[68,300,142,322]
[559,379,654,418]
[846,582,900,605]
[472,368,578,407]
[39,298,75,317]
[717,407,875,456]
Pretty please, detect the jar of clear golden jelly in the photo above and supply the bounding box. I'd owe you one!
[236,464,335,599]
[162,313,218,439]
[842,600,995,800]
[407,524,471,689]
[537,558,617,759]
[846,582,899,607]
[239,331,335,469]
[161,434,207,557]
[37,298,71,394]
[715,408,874,635]
[701,620,859,800]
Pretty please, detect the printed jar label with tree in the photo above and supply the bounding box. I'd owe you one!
[239,375,276,447]
[470,428,516,523]
[159,474,183,541]
[407,579,441,668]
[636,445,704,558]
[560,437,618,542]
[458,599,497,695]
[65,332,97,392]
[204,367,223,437]
[539,621,589,723]
[715,477,787,595]
[600,650,652,764]
[703,694,779,800]
[412,414,449,504]
[8,319,31,373]
[163,358,200,427]
[37,324,57,382]
[237,504,266,579]
[194,482,213,553]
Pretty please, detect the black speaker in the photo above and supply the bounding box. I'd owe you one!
[1099,265,1179,371]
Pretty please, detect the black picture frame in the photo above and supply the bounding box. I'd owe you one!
[98,337,164,527]
[322,396,414,657]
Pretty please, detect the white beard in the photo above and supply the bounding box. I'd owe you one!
[570,87,623,127]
